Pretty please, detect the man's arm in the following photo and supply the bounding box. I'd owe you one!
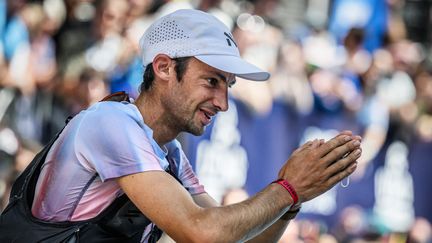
[119,171,293,243]
[117,133,361,243]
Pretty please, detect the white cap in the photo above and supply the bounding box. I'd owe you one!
[139,9,270,81]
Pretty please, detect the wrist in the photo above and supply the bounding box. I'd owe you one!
[280,207,301,221]
[271,179,299,208]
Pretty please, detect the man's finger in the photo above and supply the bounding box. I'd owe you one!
[339,130,353,136]
[326,161,358,187]
[316,134,353,156]
[321,139,361,166]
[293,140,315,153]
[325,149,362,178]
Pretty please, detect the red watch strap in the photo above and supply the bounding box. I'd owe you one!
[272,179,299,206]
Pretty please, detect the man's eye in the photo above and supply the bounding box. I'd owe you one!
[228,80,236,88]
[207,78,218,86]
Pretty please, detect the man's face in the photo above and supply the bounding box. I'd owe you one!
[161,57,235,136]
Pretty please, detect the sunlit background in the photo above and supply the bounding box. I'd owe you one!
[0,0,431,242]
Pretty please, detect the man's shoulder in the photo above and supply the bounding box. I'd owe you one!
[70,101,147,141]
[87,101,137,114]
[81,101,143,124]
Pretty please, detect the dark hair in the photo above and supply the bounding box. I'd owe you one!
[140,57,191,92]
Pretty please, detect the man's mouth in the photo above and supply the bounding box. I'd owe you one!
[199,108,216,125]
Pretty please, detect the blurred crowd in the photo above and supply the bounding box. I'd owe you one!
[0,0,431,242]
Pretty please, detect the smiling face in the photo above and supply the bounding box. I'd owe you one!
[161,57,235,136]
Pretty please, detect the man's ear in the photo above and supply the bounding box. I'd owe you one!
[152,54,175,81]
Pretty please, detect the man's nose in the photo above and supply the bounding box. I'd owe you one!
[213,87,229,112]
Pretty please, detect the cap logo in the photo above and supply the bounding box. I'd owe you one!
[224,32,237,47]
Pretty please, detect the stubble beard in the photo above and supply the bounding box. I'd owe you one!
[163,84,206,136]
[177,107,205,136]
[166,101,205,136]
[185,114,205,136]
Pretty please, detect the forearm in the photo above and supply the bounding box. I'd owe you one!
[197,183,293,242]
[247,207,300,243]
[246,218,290,243]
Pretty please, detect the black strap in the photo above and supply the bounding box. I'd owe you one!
[166,156,183,185]
[148,225,163,243]
[9,115,72,205]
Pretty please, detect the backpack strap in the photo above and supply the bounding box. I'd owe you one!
[9,116,73,205]
[100,91,131,102]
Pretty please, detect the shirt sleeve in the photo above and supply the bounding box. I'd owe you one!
[75,102,164,181]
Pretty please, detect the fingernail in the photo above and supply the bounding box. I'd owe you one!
[353,140,361,146]
[354,149,361,156]
[344,136,352,141]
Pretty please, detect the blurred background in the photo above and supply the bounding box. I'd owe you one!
[0,0,431,242]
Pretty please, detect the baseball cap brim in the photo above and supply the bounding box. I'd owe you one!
[195,55,270,81]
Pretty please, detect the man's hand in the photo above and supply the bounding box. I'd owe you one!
[278,131,362,203]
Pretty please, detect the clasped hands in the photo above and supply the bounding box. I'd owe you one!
[279,131,362,205]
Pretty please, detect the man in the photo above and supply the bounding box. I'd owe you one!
[1,9,362,242]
